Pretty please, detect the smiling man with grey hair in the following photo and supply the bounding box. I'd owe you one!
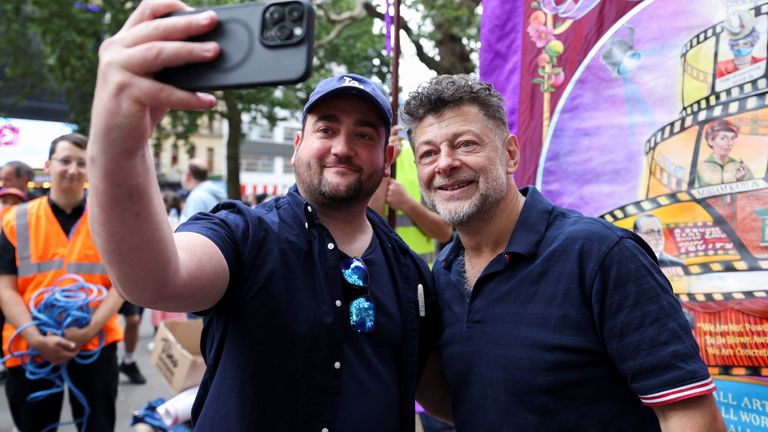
[405,74,724,432]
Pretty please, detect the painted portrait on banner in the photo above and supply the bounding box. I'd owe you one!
[715,12,768,91]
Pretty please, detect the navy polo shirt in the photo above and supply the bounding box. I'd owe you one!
[434,187,713,431]
[177,185,437,431]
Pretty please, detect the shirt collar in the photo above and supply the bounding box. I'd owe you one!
[282,184,321,230]
[47,194,87,215]
[441,186,553,266]
[281,184,394,243]
[505,186,551,257]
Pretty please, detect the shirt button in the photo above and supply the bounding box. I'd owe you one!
[327,243,335,250]
[304,222,308,229]
[321,428,329,432]
[334,361,341,369]
[335,300,342,307]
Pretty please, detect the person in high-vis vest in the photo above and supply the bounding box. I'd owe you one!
[371,125,453,265]
[0,133,124,432]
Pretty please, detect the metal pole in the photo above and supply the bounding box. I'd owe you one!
[387,0,401,228]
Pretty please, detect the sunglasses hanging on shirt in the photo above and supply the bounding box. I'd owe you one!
[340,256,376,333]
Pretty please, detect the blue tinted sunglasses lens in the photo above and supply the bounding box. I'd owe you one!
[341,257,369,287]
[350,295,375,333]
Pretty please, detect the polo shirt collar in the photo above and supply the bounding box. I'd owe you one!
[505,186,551,258]
[441,186,552,266]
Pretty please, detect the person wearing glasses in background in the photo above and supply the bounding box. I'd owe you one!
[0,133,125,431]
[406,75,724,431]
[85,2,437,430]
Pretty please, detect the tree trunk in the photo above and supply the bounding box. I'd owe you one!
[223,91,243,200]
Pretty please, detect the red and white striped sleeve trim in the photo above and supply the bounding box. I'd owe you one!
[638,378,716,406]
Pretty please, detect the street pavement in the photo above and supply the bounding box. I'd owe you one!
[0,314,175,432]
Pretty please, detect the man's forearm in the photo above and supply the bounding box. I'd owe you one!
[87,145,184,307]
[87,0,228,312]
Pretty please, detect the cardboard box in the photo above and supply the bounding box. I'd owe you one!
[150,319,205,394]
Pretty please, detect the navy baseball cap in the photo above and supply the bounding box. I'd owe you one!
[302,73,393,135]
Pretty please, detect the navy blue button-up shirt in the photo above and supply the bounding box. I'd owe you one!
[434,187,712,431]
[178,186,438,431]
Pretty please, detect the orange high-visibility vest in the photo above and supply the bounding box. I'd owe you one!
[1,196,123,367]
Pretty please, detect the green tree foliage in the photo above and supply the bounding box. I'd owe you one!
[0,0,131,132]
[0,0,478,197]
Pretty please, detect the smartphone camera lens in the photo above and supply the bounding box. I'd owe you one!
[274,23,293,41]
[286,5,303,22]
[261,2,307,47]
[265,5,284,25]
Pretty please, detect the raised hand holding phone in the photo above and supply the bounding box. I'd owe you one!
[91,0,222,158]
[156,0,315,91]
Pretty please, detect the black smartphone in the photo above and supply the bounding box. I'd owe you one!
[156,0,315,91]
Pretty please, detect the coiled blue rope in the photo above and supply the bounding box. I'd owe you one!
[0,274,108,432]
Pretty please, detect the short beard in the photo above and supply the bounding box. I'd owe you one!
[294,153,382,206]
[423,157,508,226]
[311,175,364,203]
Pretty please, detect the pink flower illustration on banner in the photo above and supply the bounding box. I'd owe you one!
[540,0,601,20]
[0,123,20,147]
[537,52,551,67]
[527,0,576,95]
[547,70,566,87]
[530,10,546,25]
[527,0,600,145]
[528,23,555,48]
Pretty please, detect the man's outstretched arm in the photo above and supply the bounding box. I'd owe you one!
[87,0,228,312]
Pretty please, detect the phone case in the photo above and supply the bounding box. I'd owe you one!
[156,0,315,91]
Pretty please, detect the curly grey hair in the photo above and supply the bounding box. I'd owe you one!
[400,74,510,142]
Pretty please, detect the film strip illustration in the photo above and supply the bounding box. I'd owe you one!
[679,290,768,302]
[615,27,768,286]
[680,4,768,115]
[707,366,768,377]
[679,76,768,117]
[680,3,768,55]
[602,191,693,223]
[600,192,768,279]
[645,90,768,156]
